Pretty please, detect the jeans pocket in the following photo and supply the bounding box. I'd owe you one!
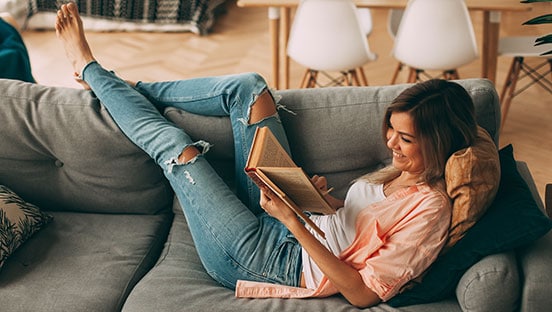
[262,234,302,286]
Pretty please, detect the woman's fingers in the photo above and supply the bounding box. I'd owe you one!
[311,175,327,190]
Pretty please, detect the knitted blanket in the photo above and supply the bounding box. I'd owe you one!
[26,0,226,35]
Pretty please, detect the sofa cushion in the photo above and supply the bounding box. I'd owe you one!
[0,185,52,270]
[0,79,173,214]
[122,204,462,312]
[387,144,552,307]
[0,211,172,312]
[456,251,519,312]
[444,126,500,249]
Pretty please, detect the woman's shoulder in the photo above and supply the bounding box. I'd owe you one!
[414,182,451,209]
[417,180,447,196]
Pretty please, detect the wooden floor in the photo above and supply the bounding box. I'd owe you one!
[20,1,551,200]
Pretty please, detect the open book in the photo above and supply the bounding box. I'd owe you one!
[245,127,336,238]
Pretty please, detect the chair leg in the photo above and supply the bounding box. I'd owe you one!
[356,67,368,86]
[390,62,403,84]
[500,57,523,131]
[407,67,419,83]
[300,69,319,88]
[350,70,360,86]
[549,59,552,81]
[441,69,459,80]
[308,70,319,88]
[342,71,352,86]
[300,69,311,88]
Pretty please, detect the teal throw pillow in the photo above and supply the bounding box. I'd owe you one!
[387,144,552,306]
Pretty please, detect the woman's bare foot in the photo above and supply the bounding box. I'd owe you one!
[54,2,95,79]
[73,72,91,90]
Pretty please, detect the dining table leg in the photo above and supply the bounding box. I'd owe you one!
[269,7,280,89]
[482,11,501,84]
[281,7,291,89]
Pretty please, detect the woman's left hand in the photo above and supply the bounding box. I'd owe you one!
[311,174,344,210]
[259,186,297,223]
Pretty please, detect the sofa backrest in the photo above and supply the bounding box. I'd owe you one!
[0,78,499,213]
[166,78,500,198]
[0,79,173,214]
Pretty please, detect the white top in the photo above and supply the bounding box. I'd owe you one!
[301,179,385,289]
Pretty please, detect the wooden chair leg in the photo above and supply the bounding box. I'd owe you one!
[500,57,523,131]
[300,69,319,88]
[407,67,418,83]
[442,69,459,80]
[342,71,352,86]
[308,70,318,88]
[300,69,311,88]
[451,69,459,80]
[349,70,358,86]
[390,62,403,84]
[356,67,368,86]
[549,59,552,81]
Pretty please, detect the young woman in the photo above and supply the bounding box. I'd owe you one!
[55,2,477,307]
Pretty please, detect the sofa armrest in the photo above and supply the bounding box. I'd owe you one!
[515,162,552,311]
[516,161,545,213]
[519,230,552,312]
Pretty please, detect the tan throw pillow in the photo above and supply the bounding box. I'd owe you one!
[444,126,500,250]
[0,185,53,270]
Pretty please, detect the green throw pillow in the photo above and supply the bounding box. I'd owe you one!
[0,185,53,270]
[387,144,552,306]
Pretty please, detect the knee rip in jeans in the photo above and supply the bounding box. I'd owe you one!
[238,89,295,126]
[163,140,212,183]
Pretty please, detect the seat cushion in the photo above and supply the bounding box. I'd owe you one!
[122,203,462,312]
[0,211,172,312]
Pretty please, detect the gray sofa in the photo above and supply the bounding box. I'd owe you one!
[0,77,550,312]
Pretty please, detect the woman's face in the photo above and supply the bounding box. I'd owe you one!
[386,112,425,175]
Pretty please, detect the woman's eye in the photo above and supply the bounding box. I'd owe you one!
[401,136,412,143]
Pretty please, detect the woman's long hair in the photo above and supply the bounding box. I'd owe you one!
[363,79,478,186]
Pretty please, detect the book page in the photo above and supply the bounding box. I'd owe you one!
[259,167,335,215]
[247,127,295,169]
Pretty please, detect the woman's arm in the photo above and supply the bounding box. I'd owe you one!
[260,188,381,308]
[289,218,381,307]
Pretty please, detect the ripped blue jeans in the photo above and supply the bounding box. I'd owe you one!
[81,62,303,289]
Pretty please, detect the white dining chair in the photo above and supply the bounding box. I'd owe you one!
[391,0,478,83]
[287,0,377,88]
[498,36,551,131]
[357,8,373,37]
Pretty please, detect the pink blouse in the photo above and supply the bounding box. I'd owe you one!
[235,183,451,302]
